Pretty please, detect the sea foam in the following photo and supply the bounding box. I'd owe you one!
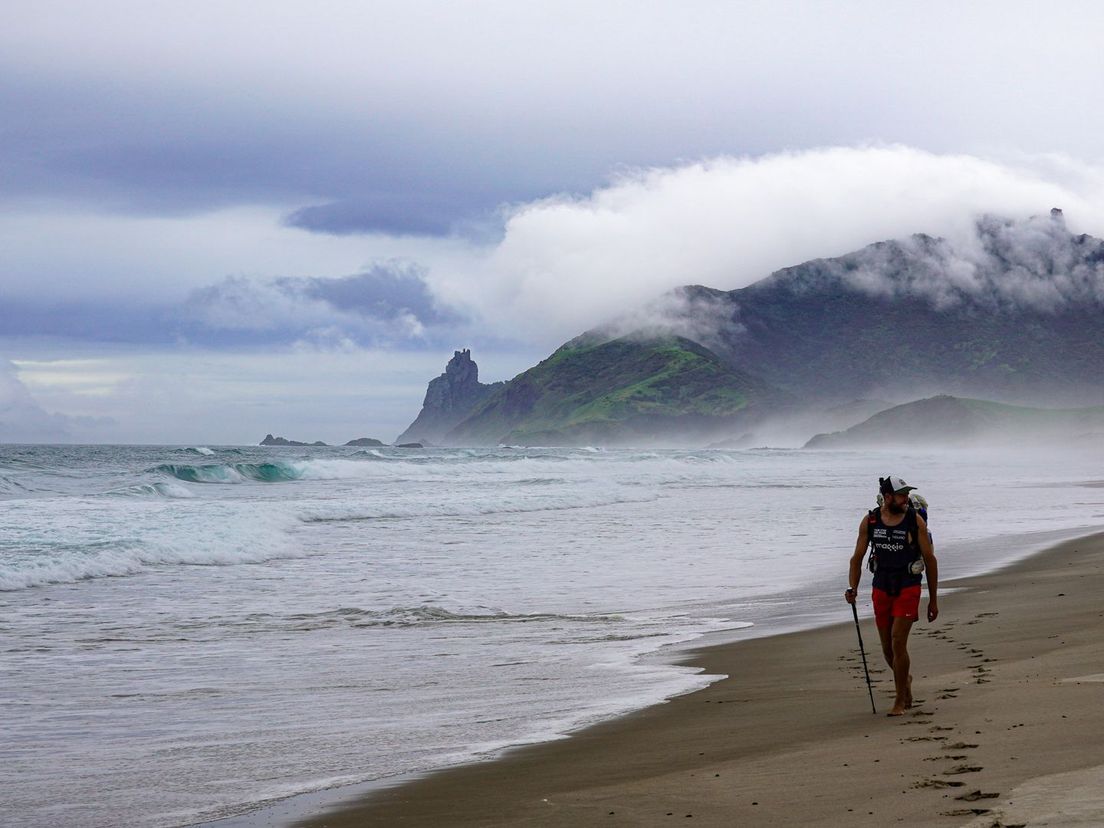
[0,498,302,591]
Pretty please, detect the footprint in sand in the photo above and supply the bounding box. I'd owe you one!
[938,694,958,699]
[912,778,965,789]
[930,726,954,732]
[945,742,979,750]
[955,790,1000,801]
[941,808,991,816]
[903,735,947,742]
[943,765,984,775]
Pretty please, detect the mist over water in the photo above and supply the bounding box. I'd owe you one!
[3,443,1102,827]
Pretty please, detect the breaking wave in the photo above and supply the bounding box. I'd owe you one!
[105,482,197,499]
[0,537,303,591]
[155,462,304,483]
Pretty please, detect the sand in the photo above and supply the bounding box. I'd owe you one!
[287,532,1104,828]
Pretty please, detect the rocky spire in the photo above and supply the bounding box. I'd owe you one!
[394,349,502,444]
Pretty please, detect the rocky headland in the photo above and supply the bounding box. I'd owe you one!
[395,349,503,444]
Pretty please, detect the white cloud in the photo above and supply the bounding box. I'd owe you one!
[428,146,1104,346]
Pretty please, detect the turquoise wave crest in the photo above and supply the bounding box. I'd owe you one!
[154,462,302,483]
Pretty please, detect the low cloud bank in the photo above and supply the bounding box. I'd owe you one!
[583,287,740,356]
[830,212,1104,312]
[430,146,1104,345]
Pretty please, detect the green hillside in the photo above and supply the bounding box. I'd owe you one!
[805,395,1104,448]
[446,336,775,445]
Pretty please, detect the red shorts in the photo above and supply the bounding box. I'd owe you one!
[872,585,921,628]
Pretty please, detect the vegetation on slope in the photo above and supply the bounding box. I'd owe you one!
[805,395,1104,448]
[446,336,774,445]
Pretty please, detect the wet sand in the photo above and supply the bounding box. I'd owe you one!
[291,532,1104,827]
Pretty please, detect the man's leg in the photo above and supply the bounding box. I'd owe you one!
[887,616,915,716]
[877,622,894,667]
[872,589,894,666]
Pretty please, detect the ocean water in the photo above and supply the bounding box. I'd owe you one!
[3,443,1103,827]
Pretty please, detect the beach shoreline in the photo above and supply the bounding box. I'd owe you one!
[204,527,1104,828]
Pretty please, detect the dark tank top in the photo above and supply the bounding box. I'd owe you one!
[869,507,922,595]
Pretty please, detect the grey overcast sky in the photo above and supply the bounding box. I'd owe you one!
[4,0,1104,443]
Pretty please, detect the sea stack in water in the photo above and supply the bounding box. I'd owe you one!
[260,434,327,446]
[395,349,502,445]
[345,437,385,447]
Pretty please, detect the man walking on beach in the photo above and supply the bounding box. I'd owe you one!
[845,476,939,716]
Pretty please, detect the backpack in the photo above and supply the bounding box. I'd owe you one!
[909,492,929,523]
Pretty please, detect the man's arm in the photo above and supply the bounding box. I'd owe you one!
[917,513,939,622]
[845,515,869,604]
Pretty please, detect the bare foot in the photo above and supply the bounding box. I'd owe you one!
[887,702,908,717]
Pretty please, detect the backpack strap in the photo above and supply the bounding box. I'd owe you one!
[905,506,920,555]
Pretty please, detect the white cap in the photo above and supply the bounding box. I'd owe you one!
[880,475,917,495]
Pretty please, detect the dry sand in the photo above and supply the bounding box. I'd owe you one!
[291,532,1104,828]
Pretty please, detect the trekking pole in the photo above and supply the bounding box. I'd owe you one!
[850,600,877,714]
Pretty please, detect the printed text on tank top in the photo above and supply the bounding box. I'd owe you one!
[868,506,922,596]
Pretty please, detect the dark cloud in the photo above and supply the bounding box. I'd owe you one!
[0,263,465,348]
[0,75,572,234]
[179,262,466,346]
[293,264,460,325]
[284,197,460,237]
